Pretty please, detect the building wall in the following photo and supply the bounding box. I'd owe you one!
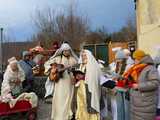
[83,42,129,64]
[2,42,37,66]
[137,0,160,57]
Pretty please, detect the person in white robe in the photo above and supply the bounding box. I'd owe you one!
[74,49,101,120]
[0,57,38,108]
[109,50,131,120]
[1,57,25,97]
[44,43,78,120]
[123,49,134,71]
[98,60,110,120]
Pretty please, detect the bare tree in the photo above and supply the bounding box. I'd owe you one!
[32,5,89,49]
[111,19,137,42]
[33,8,57,48]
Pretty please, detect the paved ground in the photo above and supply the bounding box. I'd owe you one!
[37,99,52,120]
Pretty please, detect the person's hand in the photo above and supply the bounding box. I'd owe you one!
[111,88,117,95]
[112,77,118,81]
[132,83,138,90]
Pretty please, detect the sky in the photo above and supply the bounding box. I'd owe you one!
[0,0,135,41]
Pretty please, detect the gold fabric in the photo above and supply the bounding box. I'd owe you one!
[76,80,100,120]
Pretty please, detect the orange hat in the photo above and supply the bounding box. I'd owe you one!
[133,50,146,60]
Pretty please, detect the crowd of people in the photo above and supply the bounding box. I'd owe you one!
[0,42,160,120]
[44,43,160,120]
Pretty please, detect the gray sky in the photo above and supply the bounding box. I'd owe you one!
[0,0,135,41]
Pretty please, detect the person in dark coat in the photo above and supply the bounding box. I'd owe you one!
[19,51,36,92]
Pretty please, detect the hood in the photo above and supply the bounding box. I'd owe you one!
[154,56,160,65]
[139,55,154,65]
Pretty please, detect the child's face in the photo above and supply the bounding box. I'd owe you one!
[76,74,84,80]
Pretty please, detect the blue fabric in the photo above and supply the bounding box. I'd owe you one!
[19,60,35,80]
[116,91,130,120]
[115,50,126,59]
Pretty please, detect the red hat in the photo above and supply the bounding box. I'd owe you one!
[52,41,59,49]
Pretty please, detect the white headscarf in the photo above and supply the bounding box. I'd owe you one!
[44,43,78,74]
[50,43,78,60]
[123,49,131,55]
[112,47,122,52]
[8,57,18,65]
[79,49,101,113]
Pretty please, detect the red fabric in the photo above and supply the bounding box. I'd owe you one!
[116,64,148,88]
[116,80,126,88]
[123,64,148,83]
[30,46,44,52]
[116,79,134,88]
[76,76,85,83]
[0,100,32,116]
[155,116,160,120]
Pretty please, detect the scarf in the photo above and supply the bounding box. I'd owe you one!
[117,64,148,88]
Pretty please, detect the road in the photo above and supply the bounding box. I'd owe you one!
[37,99,52,120]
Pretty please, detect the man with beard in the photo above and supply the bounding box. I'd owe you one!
[44,43,78,120]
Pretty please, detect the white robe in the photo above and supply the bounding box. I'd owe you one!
[109,61,133,120]
[45,77,54,98]
[51,56,77,120]
[44,43,78,98]
[1,65,25,97]
[0,65,38,109]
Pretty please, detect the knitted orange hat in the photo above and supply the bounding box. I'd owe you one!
[133,50,146,60]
